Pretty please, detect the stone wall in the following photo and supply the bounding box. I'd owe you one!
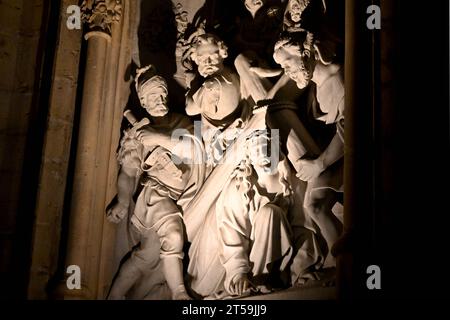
[0,0,48,299]
[26,0,83,299]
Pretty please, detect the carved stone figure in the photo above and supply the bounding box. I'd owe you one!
[178,34,311,298]
[282,0,342,65]
[233,0,286,105]
[180,31,324,296]
[185,33,252,170]
[283,0,311,31]
[273,31,344,258]
[283,0,329,32]
[216,130,294,297]
[107,66,203,300]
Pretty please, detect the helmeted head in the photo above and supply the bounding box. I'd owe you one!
[273,31,316,89]
[135,65,169,117]
[190,33,228,78]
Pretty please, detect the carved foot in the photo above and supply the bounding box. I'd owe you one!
[172,286,193,300]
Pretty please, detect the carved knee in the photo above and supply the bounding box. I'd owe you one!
[158,218,184,257]
[305,188,336,217]
[305,199,326,217]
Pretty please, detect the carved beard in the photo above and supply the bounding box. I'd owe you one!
[293,68,312,89]
[290,55,314,89]
[144,104,169,117]
[198,64,221,78]
[285,63,312,89]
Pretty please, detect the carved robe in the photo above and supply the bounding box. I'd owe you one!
[216,170,293,295]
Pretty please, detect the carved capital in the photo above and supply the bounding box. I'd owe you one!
[81,0,122,37]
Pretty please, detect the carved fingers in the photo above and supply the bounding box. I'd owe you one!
[136,127,157,145]
[230,274,253,296]
[106,202,128,224]
[296,158,324,181]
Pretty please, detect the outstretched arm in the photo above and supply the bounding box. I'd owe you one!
[136,127,200,162]
[107,165,138,224]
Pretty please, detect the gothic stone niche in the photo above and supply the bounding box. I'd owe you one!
[105,0,347,300]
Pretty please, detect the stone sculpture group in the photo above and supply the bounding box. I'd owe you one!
[106,0,345,300]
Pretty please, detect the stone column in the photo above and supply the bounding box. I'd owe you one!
[337,0,375,299]
[60,0,122,299]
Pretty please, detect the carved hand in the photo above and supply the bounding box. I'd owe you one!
[136,127,160,146]
[296,158,325,182]
[230,273,253,296]
[106,202,129,224]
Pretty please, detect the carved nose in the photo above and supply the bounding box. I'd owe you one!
[155,96,164,104]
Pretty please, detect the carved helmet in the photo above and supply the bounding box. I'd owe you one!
[135,65,168,96]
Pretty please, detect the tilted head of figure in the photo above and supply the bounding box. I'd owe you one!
[243,0,266,17]
[233,130,291,210]
[194,72,241,121]
[273,31,316,89]
[190,33,228,78]
[247,130,274,173]
[286,0,311,23]
[135,65,169,117]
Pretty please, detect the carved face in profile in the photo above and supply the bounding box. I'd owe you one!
[274,42,316,89]
[191,34,228,78]
[287,0,310,23]
[138,77,169,117]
